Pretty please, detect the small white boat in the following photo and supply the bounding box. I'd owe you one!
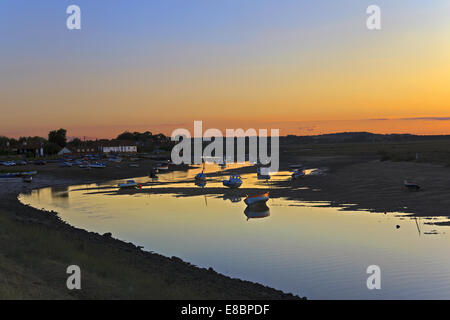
[20,171,37,177]
[89,162,106,169]
[79,161,90,169]
[223,175,242,189]
[292,169,305,179]
[118,180,140,189]
[404,180,421,190]
[244,192,269,206]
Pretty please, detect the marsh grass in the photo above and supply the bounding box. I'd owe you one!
[0,207,293,299]
[282,139,450,166]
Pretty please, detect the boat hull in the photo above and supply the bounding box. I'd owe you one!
[244,192,270,206]
[223,181,242,189]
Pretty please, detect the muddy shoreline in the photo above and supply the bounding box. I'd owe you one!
[39,156,450,222]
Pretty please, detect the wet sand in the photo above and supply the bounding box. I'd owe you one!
[64,157,450,222]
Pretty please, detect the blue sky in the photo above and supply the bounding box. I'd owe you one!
[1,1,449,137]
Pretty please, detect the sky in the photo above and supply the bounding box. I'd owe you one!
[1,0,450,138]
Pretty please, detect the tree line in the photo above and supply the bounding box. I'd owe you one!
[0,129,172,156]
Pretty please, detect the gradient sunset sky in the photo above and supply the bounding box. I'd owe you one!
[1,0,450,138]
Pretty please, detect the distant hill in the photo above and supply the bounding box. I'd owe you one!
[281,132,450,144]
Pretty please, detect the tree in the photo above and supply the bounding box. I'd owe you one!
[117,131,154,141]
[44,142,61,155]
[117,131,135,141]
[48,129,67,148]
[0,136,9,153]
[68,138,82,147]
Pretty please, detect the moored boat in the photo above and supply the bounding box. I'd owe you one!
[195,172,207,181]
[292,169,305,179]
[244,192,270,206]
[0,172,19,178]
[289,164,304,171]
[20,171,37,177]
[404,180,421,190]
[118,180,140,189]
[89,162,106,169]
[223,175,242,188]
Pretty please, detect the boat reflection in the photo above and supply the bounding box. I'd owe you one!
[244,203,270,221]
[223,193,242,203]
[51,186,69,198]
[195,180,207,188]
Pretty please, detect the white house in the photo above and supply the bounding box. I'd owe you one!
[57,147,73,156]
[99,141,137,153]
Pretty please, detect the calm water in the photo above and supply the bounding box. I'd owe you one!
[19,163,450,299]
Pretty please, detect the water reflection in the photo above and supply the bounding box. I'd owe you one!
[223,193,242,203]
[51,185,69,198]
[195,180,207,188]
[17,165,450,300]
[244,204,270,221]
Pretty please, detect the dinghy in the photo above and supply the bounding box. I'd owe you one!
[89,162,106,169]
[244,192,269,206]
[223,175,242,189]
[195,172,207,181]
[195,162,207,181]
[404,180,421,190]
[0,172,19,178]
[118,180,140,189]
[0,171,37,179]
[289,164,304,171]
[20,171,37,177]
[292,169,305,179]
